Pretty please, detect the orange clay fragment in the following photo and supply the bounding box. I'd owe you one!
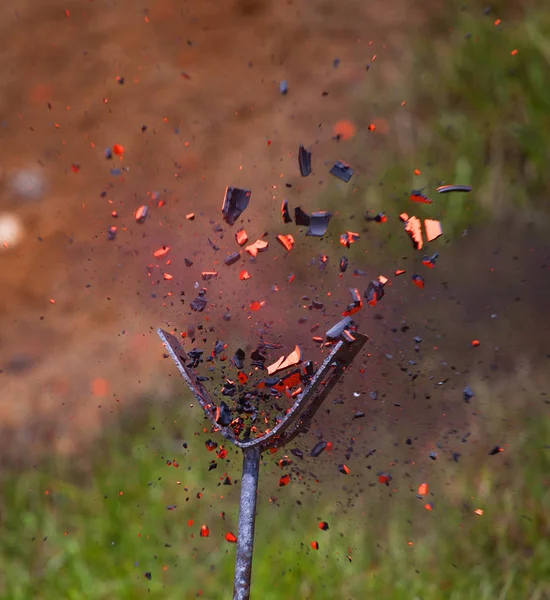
[424,219,442,242]
[405,216,423,250]
[153,245,170,258]
[378,274,389,285]
[186,213,195,220]
[417,482,429,496]
[277,234,295,251]
[245,239,269,257]
[333,120,356,140]
[200,525,210,537]
[399,212,410,222]
[225,532,237,543]
[474,508,484,516]
[267,346,301,375]
[239,270,251,280]
[235,228,248,246]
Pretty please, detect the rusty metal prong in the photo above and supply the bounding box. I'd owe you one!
[157,328,238,445]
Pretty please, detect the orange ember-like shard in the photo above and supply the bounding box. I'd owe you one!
[395,269,406,276]
[417,482,429,496]
[239,270,251,280]
[278,345,301,370]
[153,245,170,258]
[267,355,285,375]
[277,234,295,251]
[405,216,423,250]
[245,239,269,257]
[399,212,410,222]
[424,219,442,242]
[186,213,195,220]
[235,228,248,246]
[378,274,389,285]
[225,532,237,543]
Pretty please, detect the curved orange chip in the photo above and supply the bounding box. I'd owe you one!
[417,482,429,496]
[236,228,248,246]
[277,234,295,251]
[225,532,237,543]
[240,270,251,280]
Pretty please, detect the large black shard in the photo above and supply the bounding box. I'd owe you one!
[281,199,293,223]
[232,348,246,370]
[463,385,475,403]
[190,297,208,312]
[306,211,333,237]
[330,161,353,182]
[298,145,312,177]
[222,186,251,225]
[216,401,233,426]
[310,441,328,457]
[339,256,349,273]
[294,206,311,227]
[365,280,385,307]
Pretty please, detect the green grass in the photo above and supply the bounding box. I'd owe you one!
[1,394,548,600]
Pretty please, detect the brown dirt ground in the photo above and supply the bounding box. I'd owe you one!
[1,0,548,468]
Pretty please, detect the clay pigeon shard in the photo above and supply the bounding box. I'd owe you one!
[422,252,439,268]
[343,287,362,316]
[411,274,425,289]
[216,401,233,427]
[424,219,443,242]
[339,256,349,273]
[326,317,356,341]
[436,184,472,194]
[277,234,295,251]
[278,346,301,371]
[404,216,424,250]
[235,228,248,246]
[222,186,251,225]
[281,199,293,223]
[294,206,311,227]
[463,385,475,403]
[310,441,328,457]
[190,297,208,312]
[202,271,218,281]
[224,251,241,266]
[267,355,285,376]
[184,258,194,267]
[280,80,288,95]
[232,348,246,369]
[410,190,432,204]
[135,205,149,223]
[107,226,117,241]
[365,280,385,307]
[366,212,387,223]
[306,211,333,237]
[340,231,360,248]
[245,239,269,257]
[330,161,353,182]
[298,145,312,177]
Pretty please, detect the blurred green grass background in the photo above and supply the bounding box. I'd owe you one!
[2,1,550,599]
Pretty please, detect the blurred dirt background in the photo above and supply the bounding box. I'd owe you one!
[0,0,547,467]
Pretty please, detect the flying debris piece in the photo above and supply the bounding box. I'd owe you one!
[277,234,295,251]
[489,445,503,456]
[318,521,329,531]
[239,270,251,280]
[463,385,475,403]
[202,271,218,281]
[343,288,362,316]
[190,297,208,312]
[235,228,248,246]
[216,401,233,427]
[410,190,432,204]
[330,161,354,182]
[326,317,356,341]
[154,245,170,258]
[339,231,360,248]
[298,145,312,177]
[107,226,117,241]
[232,349,246,370]
[404,216,424,250]
[436,184,472,194]
[294,206,311,227]
[395,269,406,276]
[339,256,349,273]
[245,239,269,257]
[422,252,439,268]
[281,199,292,223]
[280,80,288,95]
[310,441,328,457]
[222,186,251,225]
[306,211,333,237]
[411,274,425,289]
[365,279,385,307]
[267,346,301,375]
[366,212,387,223]
[224,252,241,266]
[135,205,149,223]
[424,219,442,242]
[184,258,194,267]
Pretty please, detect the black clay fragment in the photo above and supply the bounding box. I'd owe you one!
[330,161,354,183]
[464,385,475,403]
[340,256,349,273]
[184,258,194,267]
[488,445,501,456]
[306,211,333,237]
[216,401,233,426]
[224,252,241,266]
[294,206,311,227]
[222,186,251,225]
[298,145,312,177]
[232,348,246,370]
[190,297,208,312]
[281,199,293,223]
[310,441,328,457]
[365,280,385,307]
